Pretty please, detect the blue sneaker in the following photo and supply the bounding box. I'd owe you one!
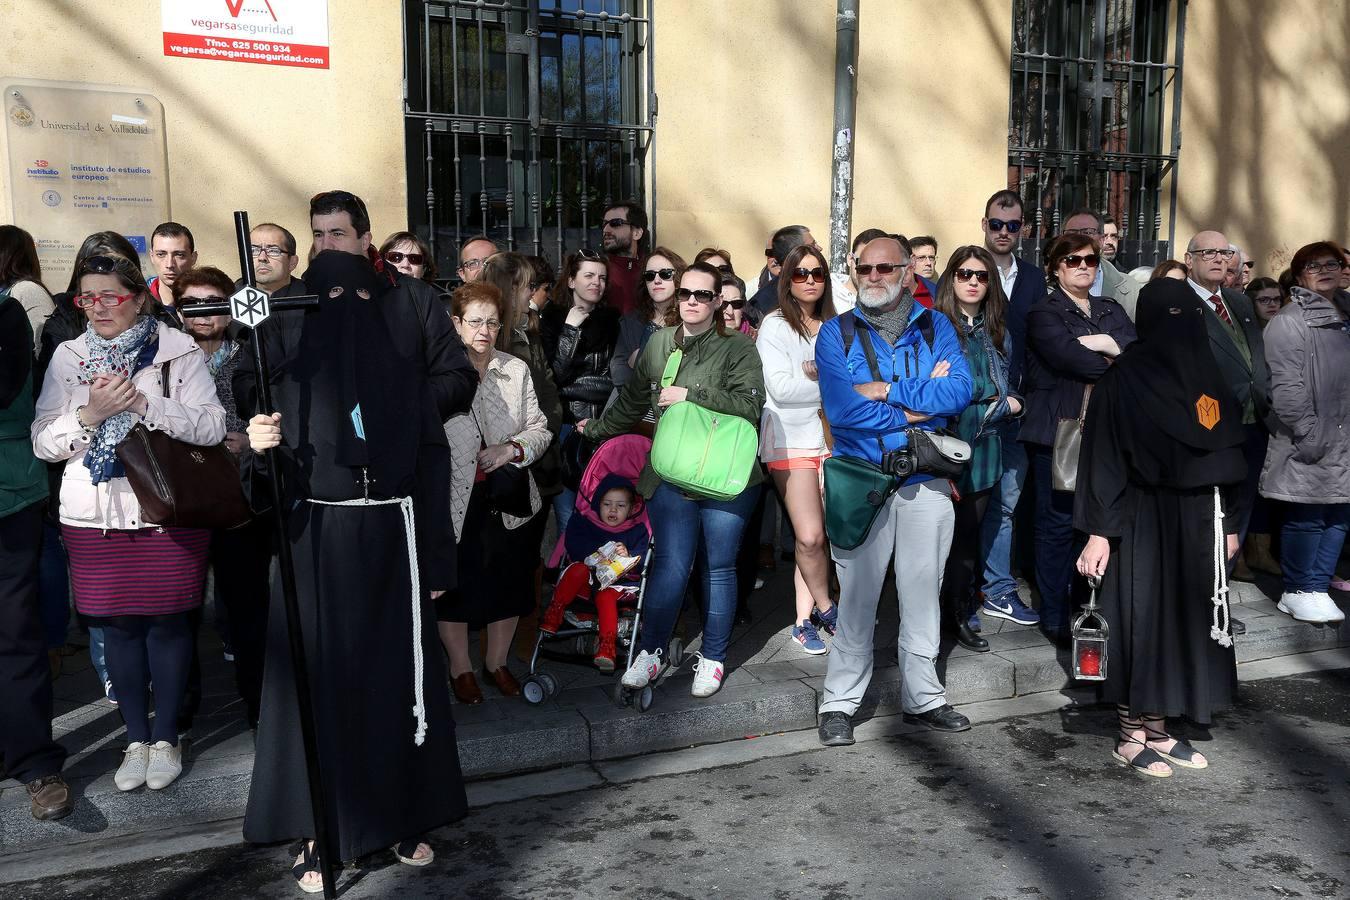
[982,592,1041,626]
[812,604,839,636]
[791,621,828,655]
[966,611,982,633]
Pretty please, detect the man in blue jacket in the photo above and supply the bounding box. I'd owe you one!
[816,236,974,746]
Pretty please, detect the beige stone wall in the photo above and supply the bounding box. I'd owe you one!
[0,0,406,274]
[652,0,1013,284]
[1174,0,1350,276]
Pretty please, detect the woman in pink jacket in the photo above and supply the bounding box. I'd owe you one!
[32,250,224,794]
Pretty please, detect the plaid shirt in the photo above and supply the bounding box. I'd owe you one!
[954,317,1004,496]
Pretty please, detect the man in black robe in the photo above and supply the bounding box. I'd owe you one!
[1074,279,1246,778]
[235,247,477,885]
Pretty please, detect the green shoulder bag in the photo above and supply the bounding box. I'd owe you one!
[649,346,758,501]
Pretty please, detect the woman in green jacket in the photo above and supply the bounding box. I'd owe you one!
[579,262,765,699]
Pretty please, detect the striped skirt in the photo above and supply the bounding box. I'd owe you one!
[62,525,210,618]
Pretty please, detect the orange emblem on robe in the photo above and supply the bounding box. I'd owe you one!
[1196,394,1220,430]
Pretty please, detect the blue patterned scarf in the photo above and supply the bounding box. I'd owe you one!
[82,316,158,484]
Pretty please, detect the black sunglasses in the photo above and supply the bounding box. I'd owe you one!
[986,218,1023,233]
[716,263,734,274]
[384,251,425,265]
[644,268,676,282]
[1062,253,1100,269]
[790,266,827,284]
[954,268,990,283]
[854,263,904,276]
[724,297,746,310]
[575,247,603,261]
[676,287,718,303]
[80,254,135,275]
[601,217,629,229]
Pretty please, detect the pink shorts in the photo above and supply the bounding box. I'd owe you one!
[765,454,828,472]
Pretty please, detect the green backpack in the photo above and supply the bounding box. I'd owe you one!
[649,345,758,500]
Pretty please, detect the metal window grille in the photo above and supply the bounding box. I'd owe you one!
[403,0,655,275]
[1007,0,1184,269]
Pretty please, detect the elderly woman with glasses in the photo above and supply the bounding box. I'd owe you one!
[439,282,552,704]
[1021,232,1136,643]
[1259,242,1350,626]
[31,248,225,793]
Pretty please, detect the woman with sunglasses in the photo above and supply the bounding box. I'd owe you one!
[542,250,621,534]
[579,262,765,699]
[611,247,685,390]
[758,244,839,654]
[720,273,756,339]
[31,250,225,793]
[932,246,1023,652]
[1022,233,1136,643]
[380,231,437,284]
[1258,242,1350,625]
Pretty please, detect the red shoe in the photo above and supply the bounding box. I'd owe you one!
[539,599,567,634]
[593,636,617,673]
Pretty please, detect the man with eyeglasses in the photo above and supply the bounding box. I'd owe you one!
[241,223,305,298]
[910,236,939,280]
[752,225,820,315]
[1223,244,1247,290]
[816,236,975,747]
[1060,209,1140,319]
[1100,217,1121,264]
[457,235,499,285]
[974,190,1046,633]
[148,221,198,309]
[598,200,647,316]
[1186,230,1271,594]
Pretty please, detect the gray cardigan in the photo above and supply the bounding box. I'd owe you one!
[1258,286,1350,503]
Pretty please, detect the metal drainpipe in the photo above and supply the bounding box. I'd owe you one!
[829,0,860,274]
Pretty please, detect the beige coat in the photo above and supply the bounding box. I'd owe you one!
[445,350,553,540]
[32,322,227,529]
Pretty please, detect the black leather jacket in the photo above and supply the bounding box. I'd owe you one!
[540,303,620,424]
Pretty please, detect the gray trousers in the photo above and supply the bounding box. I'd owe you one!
[819,479,955,717]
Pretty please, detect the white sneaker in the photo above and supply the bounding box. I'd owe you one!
[1311,591,1346,623]
[691,655,725,698]
[145,741,182,790]
[115,742,151,791]
[621,649,663,688]
[1279,591,1338,623]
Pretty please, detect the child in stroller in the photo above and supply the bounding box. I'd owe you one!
[540,472,650,672]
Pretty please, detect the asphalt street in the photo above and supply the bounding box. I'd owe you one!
[7,669,1350,899]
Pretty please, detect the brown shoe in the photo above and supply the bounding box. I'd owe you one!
[27,775,73,821]
[482,666,522,697]
[452,672,483,705]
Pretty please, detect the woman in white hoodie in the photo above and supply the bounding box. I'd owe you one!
[758,244,839,654]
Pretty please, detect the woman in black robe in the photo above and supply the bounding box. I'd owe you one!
[1074,279,1247,778]
[235,251,477,887]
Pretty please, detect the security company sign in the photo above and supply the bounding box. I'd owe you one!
[163,1,330,69]
[231,286,271,328]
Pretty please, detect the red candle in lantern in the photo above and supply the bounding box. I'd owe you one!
[1078,645,1102,677]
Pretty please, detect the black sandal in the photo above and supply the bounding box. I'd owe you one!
[392,837,435,867]
[292,841,323,894]
[1143,716,1208,769]
[1112,707,1172,778]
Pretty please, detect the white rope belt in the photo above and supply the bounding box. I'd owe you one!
[307,495,428,746]
[1209,486,1234,648]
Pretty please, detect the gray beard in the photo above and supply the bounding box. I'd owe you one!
[857,279,903,310]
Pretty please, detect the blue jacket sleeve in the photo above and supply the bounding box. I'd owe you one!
[883,315,974,417]
[816,319,914,432]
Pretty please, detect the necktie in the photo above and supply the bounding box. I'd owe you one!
[1210,294,1233,326]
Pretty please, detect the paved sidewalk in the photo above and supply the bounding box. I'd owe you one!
[1,563,1346,867]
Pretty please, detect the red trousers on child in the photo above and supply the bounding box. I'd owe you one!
[543,562,622,650]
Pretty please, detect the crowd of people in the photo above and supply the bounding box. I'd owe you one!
[2,183,1348,890]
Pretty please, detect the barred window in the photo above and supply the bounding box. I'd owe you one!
[1007,0,1184,268]
[404,0,654,273]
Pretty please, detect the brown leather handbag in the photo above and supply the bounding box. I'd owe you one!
[116,359,252,530]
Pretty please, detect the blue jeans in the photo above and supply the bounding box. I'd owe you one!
[1281,502,1350,593]
[1029,444,1083,630]
[979,426,1027,601]
[639,482,757,663]
[38,522,70,649]
[88,627,109,687]
[553,424,578,537]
